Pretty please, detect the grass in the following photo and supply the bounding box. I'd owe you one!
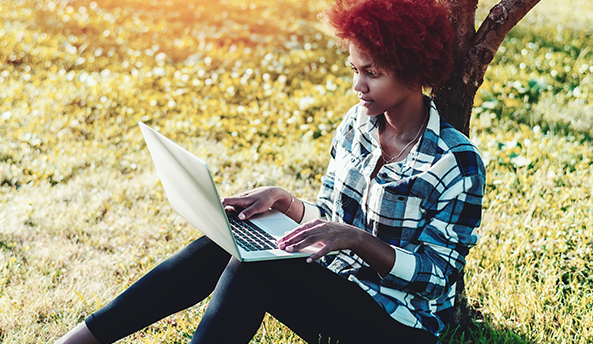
[1,0,592,343]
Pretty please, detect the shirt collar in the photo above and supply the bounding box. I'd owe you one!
[357,97,441,158]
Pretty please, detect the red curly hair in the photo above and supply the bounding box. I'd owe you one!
[320,0,455,88]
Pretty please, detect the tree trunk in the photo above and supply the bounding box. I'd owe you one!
[431,0,542,331]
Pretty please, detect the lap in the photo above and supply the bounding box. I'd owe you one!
[219,257,436,344]
[87,236,436,344]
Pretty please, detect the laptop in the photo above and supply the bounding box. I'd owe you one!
[139,122,324,262]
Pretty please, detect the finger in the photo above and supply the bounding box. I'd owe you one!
[306,245,335,263]
[222,197,261,220]
[237,200,272,220]
[277,223,319,248]
[278,225,308,243]
[279,220,322,242]
[284,232,325,252]
[221,196,252,208]
[223,205,239,214]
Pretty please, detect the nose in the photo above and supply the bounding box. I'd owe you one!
[353,74,368,94]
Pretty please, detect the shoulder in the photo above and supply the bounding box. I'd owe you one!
[440,118,484,178]
[336,104,371,132]
[424,102,485,178]
[437,118,475,152]
[331,104,377,145]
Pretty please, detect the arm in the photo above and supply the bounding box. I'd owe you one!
[278,219,396,274]
[220,107,355,225]
[278,106,400,269]
[383,172,484,299]
[281,155,484,300]
[221,186,305,224]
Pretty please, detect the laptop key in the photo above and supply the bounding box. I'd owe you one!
[228,213,277,252]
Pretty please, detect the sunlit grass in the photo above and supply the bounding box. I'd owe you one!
[1,0,592,343]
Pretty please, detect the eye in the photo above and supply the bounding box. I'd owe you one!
[350,66,359,74]
[367,70,381,77]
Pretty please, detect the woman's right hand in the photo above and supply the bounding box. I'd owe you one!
[221,186,294,221]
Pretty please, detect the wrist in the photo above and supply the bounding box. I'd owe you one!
[272,190,304,223]
[271,188,293,213]
[350,228,365,252]
[283,194,295,215]
[351,230,395,277]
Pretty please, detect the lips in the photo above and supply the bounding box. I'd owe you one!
[359,97,373,106]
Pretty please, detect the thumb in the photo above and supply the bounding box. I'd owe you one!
[237,201,266,220]
[306,245,332,263]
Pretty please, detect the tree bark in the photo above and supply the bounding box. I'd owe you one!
[433,0,542,136]
[431,0,542,331]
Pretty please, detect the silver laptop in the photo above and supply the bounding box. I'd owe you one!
[139,122,322,262]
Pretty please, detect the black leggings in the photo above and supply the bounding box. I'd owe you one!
[85,236,437,344]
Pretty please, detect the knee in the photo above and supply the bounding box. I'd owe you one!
[219,258,284,288]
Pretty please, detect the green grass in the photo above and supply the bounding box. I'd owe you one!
[1,0,592,343]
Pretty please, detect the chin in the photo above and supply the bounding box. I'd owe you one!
[360,107,382,118]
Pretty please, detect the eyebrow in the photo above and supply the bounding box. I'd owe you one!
[349,61,374,69]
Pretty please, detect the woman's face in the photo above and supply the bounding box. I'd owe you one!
[349,45,414,117]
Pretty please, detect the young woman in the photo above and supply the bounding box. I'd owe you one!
[55,0,485,343]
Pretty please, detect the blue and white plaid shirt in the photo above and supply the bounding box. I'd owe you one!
[301,100,485,336]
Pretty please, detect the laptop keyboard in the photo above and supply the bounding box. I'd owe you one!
[228,212,278,252]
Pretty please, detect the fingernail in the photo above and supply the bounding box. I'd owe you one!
[238,213,245,220]
[306,257,313,263]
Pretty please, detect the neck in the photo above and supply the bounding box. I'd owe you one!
[382,92,426,140]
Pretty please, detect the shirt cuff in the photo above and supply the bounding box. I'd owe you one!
[389,247,417,282]
[298,199,321,224]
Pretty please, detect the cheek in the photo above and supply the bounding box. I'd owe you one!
[370,80,389,98]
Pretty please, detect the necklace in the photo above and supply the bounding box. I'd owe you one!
[381,106,429,164]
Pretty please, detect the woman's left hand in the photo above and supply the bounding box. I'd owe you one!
[277,220,362,263]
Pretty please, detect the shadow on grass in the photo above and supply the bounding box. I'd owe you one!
[439,319,533,344]
[134,312,534,344]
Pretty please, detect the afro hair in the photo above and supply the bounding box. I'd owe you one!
[320,0,455,88]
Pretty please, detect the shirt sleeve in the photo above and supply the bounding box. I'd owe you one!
[314,156,336,221]
[381,170,485,300]
[313,108,356,222]
[299,199,322,224]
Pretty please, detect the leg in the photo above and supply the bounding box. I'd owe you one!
[53,322,99,344]
[266,261,437,344]
[189,257,276,344]
[85,236,230,344]
[190,258,436,344]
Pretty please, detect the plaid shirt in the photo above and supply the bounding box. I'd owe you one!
[303,100,485,336]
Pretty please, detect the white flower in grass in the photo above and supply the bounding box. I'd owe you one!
[511,155,531,167]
